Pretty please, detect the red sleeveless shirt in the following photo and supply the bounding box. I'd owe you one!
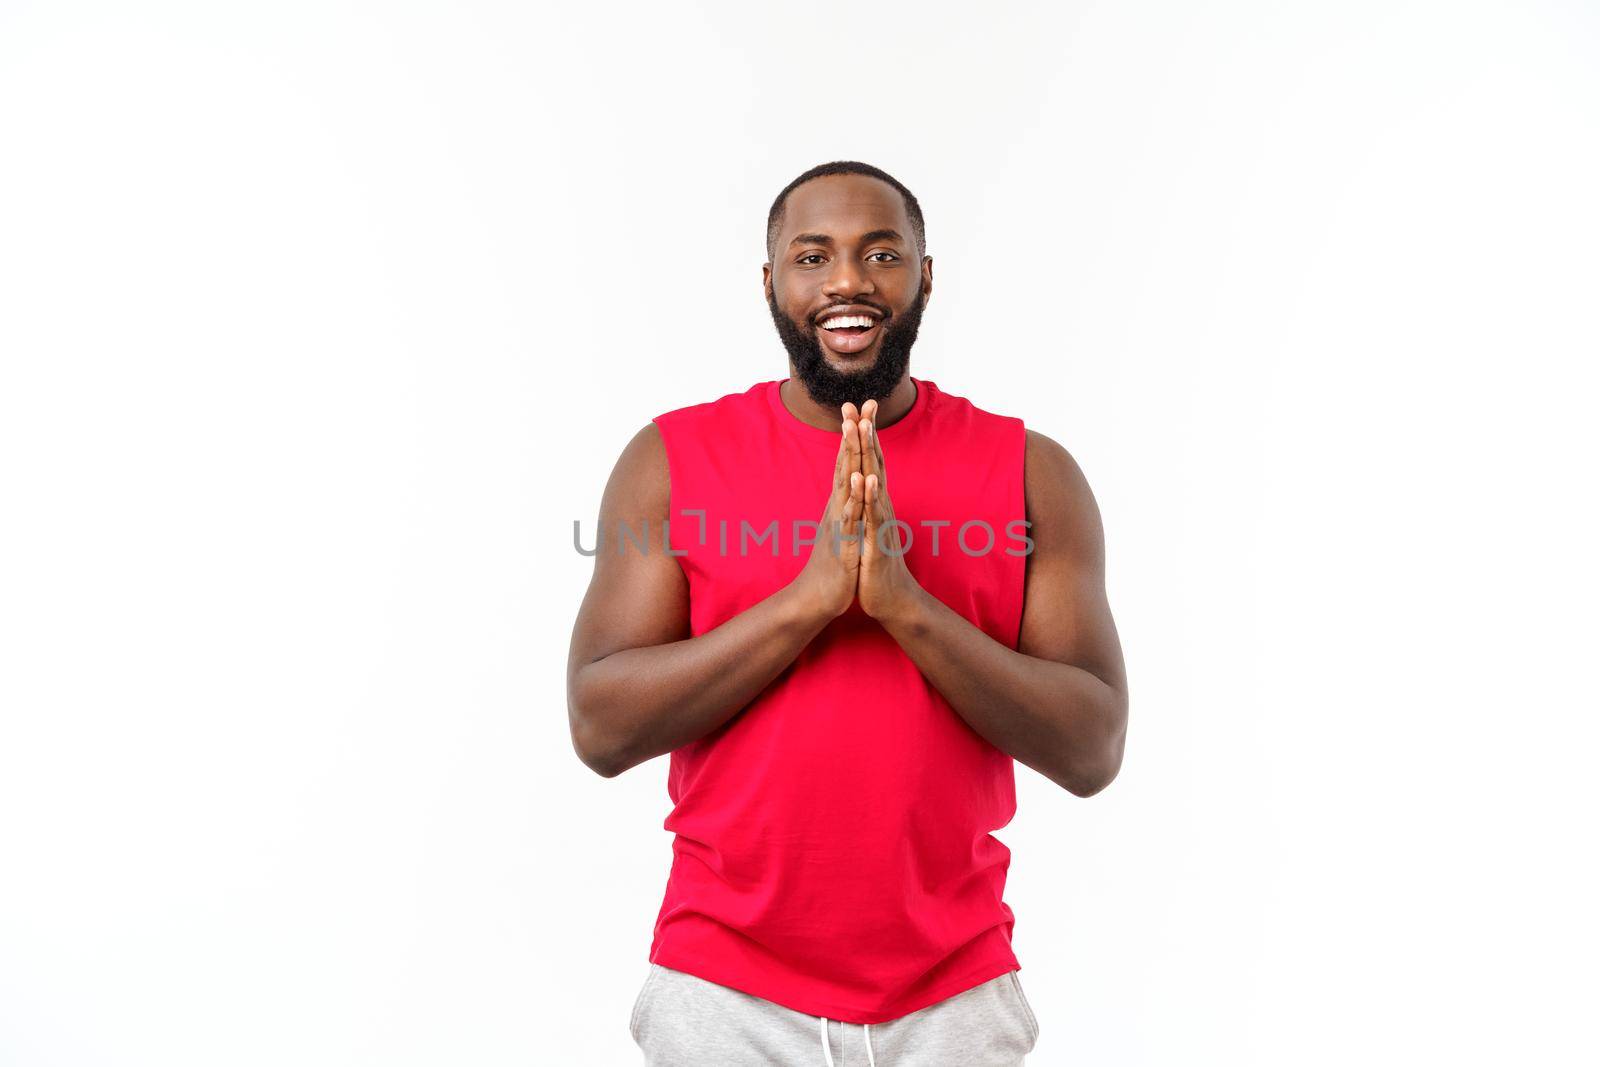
[646,376,1029,1024]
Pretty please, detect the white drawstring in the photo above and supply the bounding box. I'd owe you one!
[818,1016,877,1066]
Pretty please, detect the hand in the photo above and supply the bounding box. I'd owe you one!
[794,402,867,620]
[855,398,925,624]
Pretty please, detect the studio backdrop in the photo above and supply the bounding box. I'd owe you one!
[1,2,1596,1065]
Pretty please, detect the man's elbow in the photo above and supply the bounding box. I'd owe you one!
[572,725,631,779]
[1063,759,1121,798]
[1062,699,1128,798]
[574,736,626,778]
[568,686,631,779]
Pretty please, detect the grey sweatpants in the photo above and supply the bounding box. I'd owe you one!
[629,963,1041,1066]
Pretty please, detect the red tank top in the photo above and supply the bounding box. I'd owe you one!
[646,376,1029,1025]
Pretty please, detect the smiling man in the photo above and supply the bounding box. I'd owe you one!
[567,161,1128,1066]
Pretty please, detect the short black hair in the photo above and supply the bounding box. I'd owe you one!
[766,161,926,264]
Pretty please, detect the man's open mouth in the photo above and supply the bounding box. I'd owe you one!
[816,310,884,355]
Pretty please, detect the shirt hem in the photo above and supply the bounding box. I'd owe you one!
[645,945,1021,1026]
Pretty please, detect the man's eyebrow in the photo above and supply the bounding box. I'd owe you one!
[787,228,907,249]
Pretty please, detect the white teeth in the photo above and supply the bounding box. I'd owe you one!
[820,314,877,330]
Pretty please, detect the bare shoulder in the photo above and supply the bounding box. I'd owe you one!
[571,421,688,666]
[1024,428,1105,556]
[602,421,670,520]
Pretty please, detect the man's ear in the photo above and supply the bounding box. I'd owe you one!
[762,262,772,299]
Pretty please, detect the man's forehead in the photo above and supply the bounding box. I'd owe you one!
[781,176,909,243]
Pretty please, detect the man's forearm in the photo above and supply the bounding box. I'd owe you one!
[570,581,835,776]
[877,587,1128,796]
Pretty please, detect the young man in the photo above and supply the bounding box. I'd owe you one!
[567,161,1128,1066]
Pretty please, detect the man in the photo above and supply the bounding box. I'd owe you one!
[567,161,1128,1066]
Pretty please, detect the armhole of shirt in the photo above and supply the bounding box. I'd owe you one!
[1012,414,1029,651]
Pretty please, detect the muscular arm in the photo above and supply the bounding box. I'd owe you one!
[565,423,847,778]
[875,430,1129,796]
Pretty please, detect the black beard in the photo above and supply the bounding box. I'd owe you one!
[765,285,926,410]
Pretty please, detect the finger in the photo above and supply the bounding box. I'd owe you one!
[866,404,888,492]
[872,464,896,527]
[834,470,862,557]
[837,412,858,467]
[841,410,862,489]
[858,399,884,486]
[864,472,885,556]
[860,416,880,491]
[829,422,851,514]
[865,473,899,554]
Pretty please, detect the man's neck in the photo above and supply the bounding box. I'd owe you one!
[778,373,918,432]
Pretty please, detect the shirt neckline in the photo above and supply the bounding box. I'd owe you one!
[767,376,931,443]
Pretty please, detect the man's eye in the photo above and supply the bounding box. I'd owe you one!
[797,254,824,264]
[869,252,899,262]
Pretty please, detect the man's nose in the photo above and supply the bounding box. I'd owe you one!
[821,257,874,300]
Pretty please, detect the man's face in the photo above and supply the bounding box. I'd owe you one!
[764,174,933,410]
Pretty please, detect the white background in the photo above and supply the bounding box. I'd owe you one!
[2,2,1596,1064]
